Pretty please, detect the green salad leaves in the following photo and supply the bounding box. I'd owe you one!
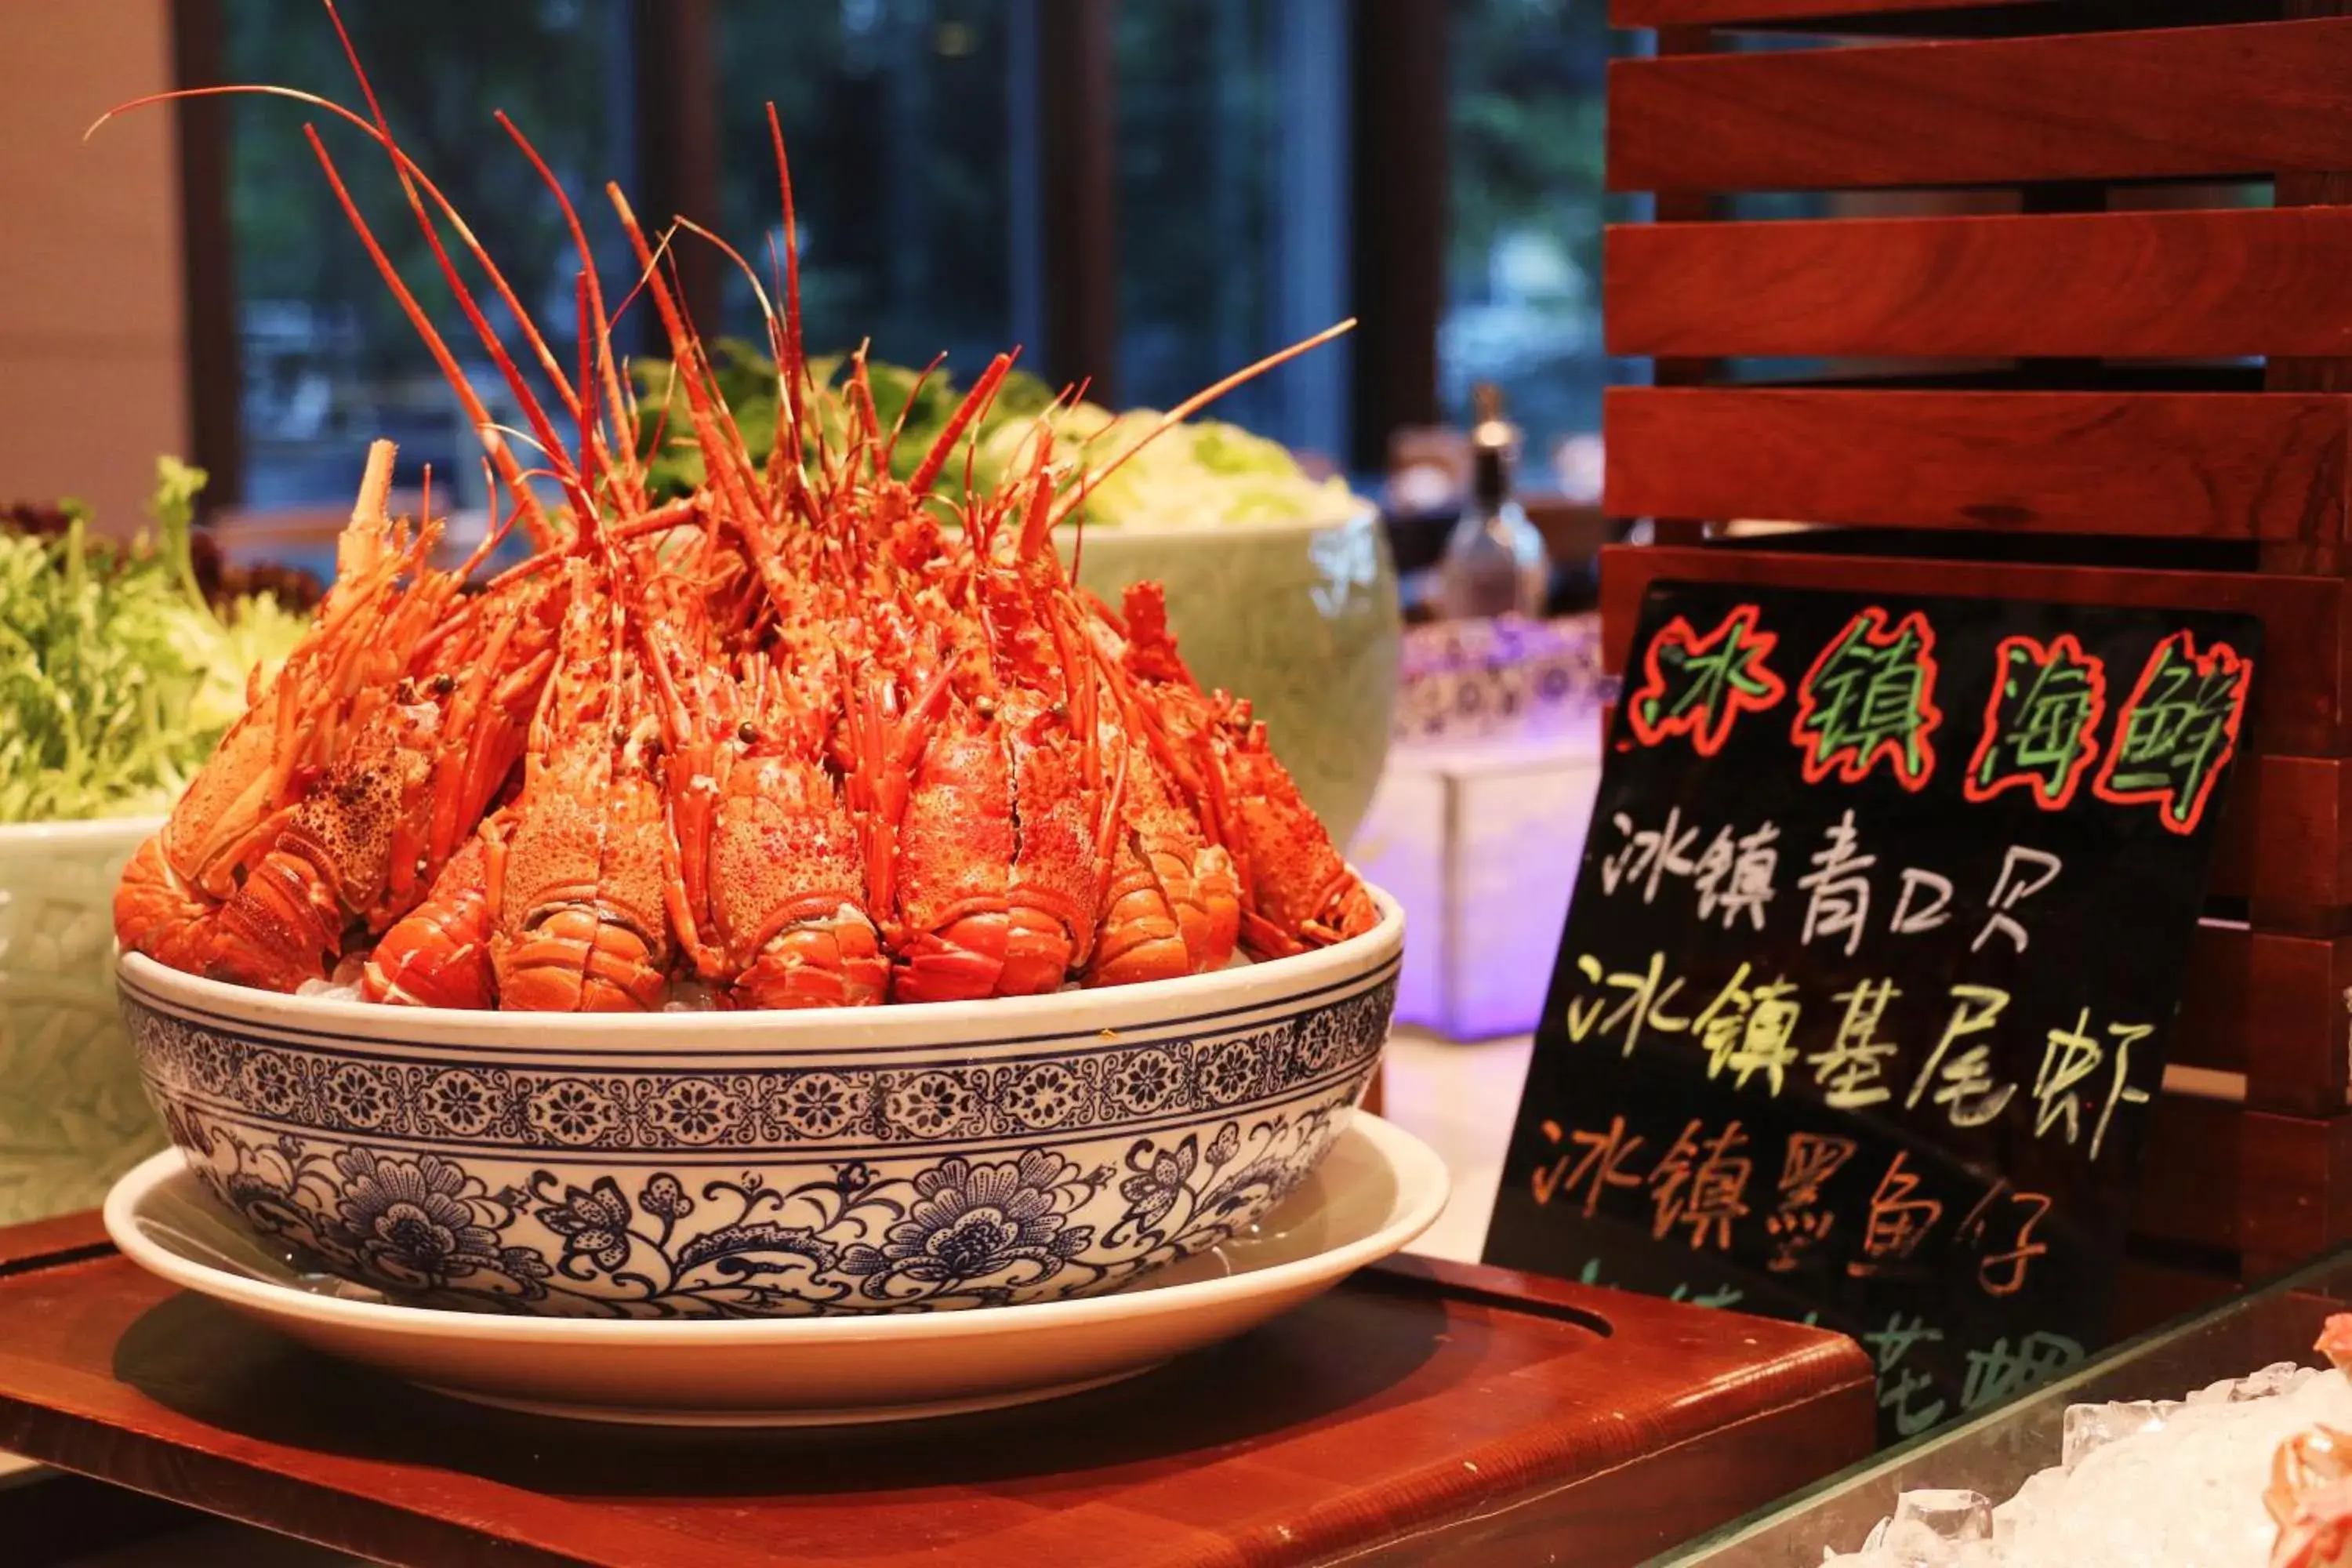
[0,461,308,824]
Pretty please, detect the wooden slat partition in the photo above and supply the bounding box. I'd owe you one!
[1610,20,2352,192]
[2132,1094,2249,1252]
[2129,1098,2352,1271]
[1606,0,2352,1281]
[2175,924,2251,1077]
[2145,1105,2352,1279]
[2241,1107,2352,1273]
[1604,388,2350,540]
[1608,208,2352,360]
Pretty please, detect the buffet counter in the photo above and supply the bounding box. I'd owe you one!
[0,1207,1869,1567]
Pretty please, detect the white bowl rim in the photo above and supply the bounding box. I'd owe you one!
[0,814,165,845]
[118,883,1404,1044]
[103,1112,1450,1345]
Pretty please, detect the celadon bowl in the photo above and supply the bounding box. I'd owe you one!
[1060,504,1401,848]
[115,887,1403,1319]
[0,815,168,1225]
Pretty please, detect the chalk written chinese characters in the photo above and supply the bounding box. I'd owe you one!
[1488,584,2257,1447]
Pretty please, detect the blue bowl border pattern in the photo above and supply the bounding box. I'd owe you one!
[122,959,1398,1319]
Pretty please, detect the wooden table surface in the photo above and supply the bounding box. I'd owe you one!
[0,1213,1872,1567]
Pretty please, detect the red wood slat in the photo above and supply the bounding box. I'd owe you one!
[2175,924,2352,1116]
[2176,922,2249,1080]
[1599,545,2352,753]
[2136,1099,2352,1272]
[1603,387,2350,539]
[1614,0,2042,20]
[2134,1093,2245,1253]
[2209,755,2352,916]
[2242,1109,2352,1273]
[1606,208,2352,360]
[1610,20,2352,192]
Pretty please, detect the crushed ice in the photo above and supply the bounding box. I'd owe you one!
[662,979,717,1012]
[1823,1363,2336,1568]
[296,952,369,1001]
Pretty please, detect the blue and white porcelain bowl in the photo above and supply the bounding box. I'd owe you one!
[114,887,1402,1320]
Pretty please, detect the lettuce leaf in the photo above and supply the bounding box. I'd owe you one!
[0,460,307,823]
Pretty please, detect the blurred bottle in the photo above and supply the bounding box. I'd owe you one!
[1434,384,1549,621]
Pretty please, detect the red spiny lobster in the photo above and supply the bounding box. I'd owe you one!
[486,558,675,1012]
[364,821,500,1008]
[644,538,889,1011]
[1098,581,1374,960]
[107,16,1378,1010]
[115,442,560,989]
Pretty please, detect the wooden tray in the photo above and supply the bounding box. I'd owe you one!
[0,1213,1871,1567]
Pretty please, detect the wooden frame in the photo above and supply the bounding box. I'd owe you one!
[169,0,238,517]
[1349,0,1448,468]
[630,0,721,343]
[1040,0,1120,399]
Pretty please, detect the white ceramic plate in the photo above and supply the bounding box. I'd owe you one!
[104,1112,1448,1427]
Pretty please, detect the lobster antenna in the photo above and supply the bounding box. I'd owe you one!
[297,125,563,547]
[499,110,638,505]
[765,103,810,452]
[909,352,1013,497]
[884,353,951,479]
[315,4,593,517]
[606,185,764,532]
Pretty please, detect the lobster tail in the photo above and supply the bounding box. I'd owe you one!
[735,911,888,1010]
[365,831,498,1008]
[884,702,1012,1004]
[1085,837,1192,988]
[206,847,349,992]
[495,907,671,1012]
[114,834,227,975]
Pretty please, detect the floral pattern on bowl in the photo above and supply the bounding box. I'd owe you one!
[1392,614,1605,746]
[118,893,1403,1319]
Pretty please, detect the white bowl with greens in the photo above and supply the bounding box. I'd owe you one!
[985,408,1401,846]
[1056,511,1398,847]
[0,815,165,1223]
[0,460,304,1223]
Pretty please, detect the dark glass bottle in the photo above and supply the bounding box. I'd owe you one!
[1434,384,1549,620]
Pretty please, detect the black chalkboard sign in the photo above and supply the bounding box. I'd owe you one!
[1482,580,2259,1445]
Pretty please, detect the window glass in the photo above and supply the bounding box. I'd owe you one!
[1444,0,1615,483]
[1114,0,1348,457]
[223,0,634,511]
[715,0,1018,379]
